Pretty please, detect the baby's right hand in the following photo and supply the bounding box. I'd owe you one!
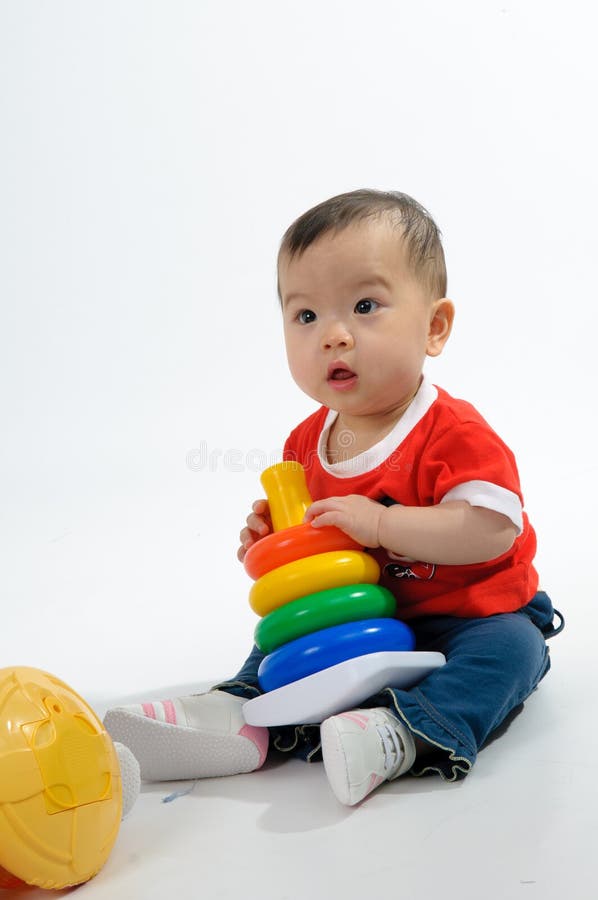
[237,499,272,563]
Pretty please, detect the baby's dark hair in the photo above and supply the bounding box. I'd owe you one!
[278,189,447,299]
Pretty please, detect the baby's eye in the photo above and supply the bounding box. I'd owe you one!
[354,298,379,315]
[297,309,317,324]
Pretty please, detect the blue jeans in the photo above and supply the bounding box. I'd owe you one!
[214,591,563,780]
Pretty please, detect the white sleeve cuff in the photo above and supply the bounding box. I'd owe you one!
[440,480,523,534]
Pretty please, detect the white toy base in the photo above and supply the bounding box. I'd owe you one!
[242,650,446,726]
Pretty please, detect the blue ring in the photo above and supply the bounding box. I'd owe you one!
[257,618,416,693]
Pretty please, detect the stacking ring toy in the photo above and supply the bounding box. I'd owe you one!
[254,583,397,654]
[243,462,443,723]
[244,522,360,580]
[249,550,380,617]
[257,618,416,692]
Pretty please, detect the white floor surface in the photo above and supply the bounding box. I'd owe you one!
[10,652,596,900]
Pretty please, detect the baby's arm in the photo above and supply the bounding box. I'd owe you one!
[305,495,517,565]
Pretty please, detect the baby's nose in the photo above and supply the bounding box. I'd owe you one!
[321,323,354,350]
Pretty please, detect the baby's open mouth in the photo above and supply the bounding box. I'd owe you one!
[327,362,357,388]
[330,368,355,381]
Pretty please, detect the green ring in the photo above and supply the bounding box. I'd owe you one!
[254,583,397,654]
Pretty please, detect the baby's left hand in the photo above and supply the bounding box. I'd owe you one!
[304,495,383,548]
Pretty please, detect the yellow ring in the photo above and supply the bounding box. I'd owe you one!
[249,550,380,617]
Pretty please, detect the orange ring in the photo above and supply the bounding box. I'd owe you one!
[243,523,360,580]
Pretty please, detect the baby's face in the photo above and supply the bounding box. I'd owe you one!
[278,220,451,425]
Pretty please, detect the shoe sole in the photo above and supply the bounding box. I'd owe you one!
[320,717,355,805]
[113,741,141,817]
[104,709,262,781]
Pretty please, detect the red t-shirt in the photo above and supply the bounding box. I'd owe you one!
[283,377,539,619]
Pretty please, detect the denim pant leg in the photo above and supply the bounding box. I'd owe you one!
[213,646,323,761]
[213,644,265,699]
[370,599,554,781]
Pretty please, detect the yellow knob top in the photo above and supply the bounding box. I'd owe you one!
[260,461,313,532]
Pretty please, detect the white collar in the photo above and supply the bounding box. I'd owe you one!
[317,375,438,478]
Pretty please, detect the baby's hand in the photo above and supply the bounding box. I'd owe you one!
[237,499,273,563]
[305,495,384,549]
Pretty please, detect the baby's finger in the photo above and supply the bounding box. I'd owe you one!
[308,510,342,530]
[237,542,251,562]
[246,511,270,537]
[237,528,260,563]
[304,498,340,522]
[239,525,255,545]
[252,499,273,530]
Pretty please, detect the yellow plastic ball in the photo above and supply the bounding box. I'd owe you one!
[0,666,122,890]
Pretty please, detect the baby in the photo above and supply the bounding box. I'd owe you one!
[105,189,562,806]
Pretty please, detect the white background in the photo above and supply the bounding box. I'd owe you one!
[1,0,595,703]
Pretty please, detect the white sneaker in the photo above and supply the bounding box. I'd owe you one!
[113,741,141,818]
[321,707,416,806]
[104,690,268,782]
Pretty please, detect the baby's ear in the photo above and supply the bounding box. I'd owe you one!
[426,299,454,357]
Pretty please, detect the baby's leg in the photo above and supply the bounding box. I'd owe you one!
[374,606,552,780]
[104,647,268,782]
[320,600,554,804]
[321,607,551,804]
